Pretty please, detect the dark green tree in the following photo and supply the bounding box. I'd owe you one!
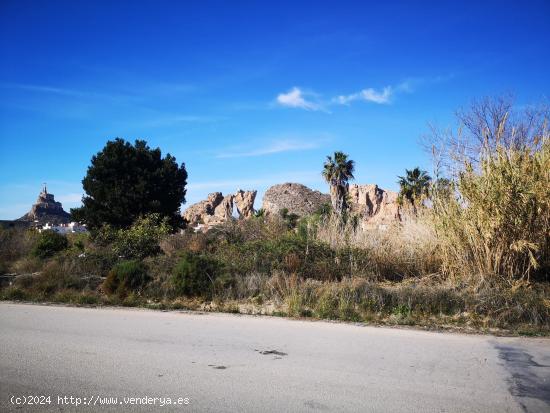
[71,139,187,230]
[397,167,431,205]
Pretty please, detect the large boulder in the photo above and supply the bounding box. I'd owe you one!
[262,183,330,217]
[234,189,257,218]
[18,185,71,225]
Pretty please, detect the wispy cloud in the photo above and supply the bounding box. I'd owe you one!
[216,138,325,158]
[2,83,107,99]
[276,87,323,111]
[277,77,443,111]
[334,86,393,105]
[2,83,85,96]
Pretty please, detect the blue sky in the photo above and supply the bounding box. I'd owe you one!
[1,0,549,219]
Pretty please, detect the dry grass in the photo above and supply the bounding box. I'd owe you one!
[312,214,441,280]
[432,140,550,285]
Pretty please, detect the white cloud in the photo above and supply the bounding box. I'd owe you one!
[217,139,321,158]
[276,87,322,111]
[335,86,393,105]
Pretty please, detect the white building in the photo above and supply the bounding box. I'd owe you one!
[39,222,88,234]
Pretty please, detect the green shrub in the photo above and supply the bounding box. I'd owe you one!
[67,232,89,252]
[112,214,171,259]
[172,252,223,297]
[103,260,149,295]
[32,230,68,258]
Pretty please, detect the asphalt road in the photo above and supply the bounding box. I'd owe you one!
[1,303,549,412]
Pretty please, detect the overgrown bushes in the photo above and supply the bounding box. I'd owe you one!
[32,230,68,259]
[171,252,223,297]
[1,97,549,333]
[103,260,149,295]
[0,228,37,273]
[95,214,171,259]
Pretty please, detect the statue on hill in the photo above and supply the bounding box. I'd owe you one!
[18,183,71,225]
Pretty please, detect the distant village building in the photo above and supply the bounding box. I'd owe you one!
[39,222,88,234]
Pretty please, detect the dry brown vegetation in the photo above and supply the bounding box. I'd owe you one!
[1,96,549,334]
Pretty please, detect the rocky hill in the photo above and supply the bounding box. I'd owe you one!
[18,185,71,225]
[262,183,330,217]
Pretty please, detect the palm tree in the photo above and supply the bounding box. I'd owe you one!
[397,167,431,205]
[322,151,355,216]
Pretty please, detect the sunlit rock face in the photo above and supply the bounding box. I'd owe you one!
[262,183,331,217]
[234,190,257,218]
[183,189,257,228]
[18,185,71,225]
[348,184,401,227]
[184,182,403,231]
[182,192,224,226]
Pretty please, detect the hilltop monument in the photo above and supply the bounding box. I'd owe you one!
[18,183,71,225]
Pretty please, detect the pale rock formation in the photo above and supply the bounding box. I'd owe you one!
[262,183,330,217]
[213,194,235,221]
[184,182,402,231]
[348,184,401,227]
[234,190,257,218]
[183,189,257,227]
[183,192,224,225]
[18,185,71,225]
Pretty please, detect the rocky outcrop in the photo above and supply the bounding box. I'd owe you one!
[18,185,71,225]
[183,189,256,227]
[262,182,401,228]
[349,184,401,227]
[182,192,224,225]
[184,182,402,230]
[214,194,235,221]
[262,183,330,217]
[234,190,257,218]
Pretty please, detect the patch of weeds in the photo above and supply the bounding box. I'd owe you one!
[392,304,412,318]
[1,286,29,301]
[168,300,189,310]
[53,290,78,303]
[145,301,168,310]
[271,310,288,317]
[222,302,240,313]
[315,290,338,319]
[121,293,141,307]
[286,291,305,317]
[77,292,100,305]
